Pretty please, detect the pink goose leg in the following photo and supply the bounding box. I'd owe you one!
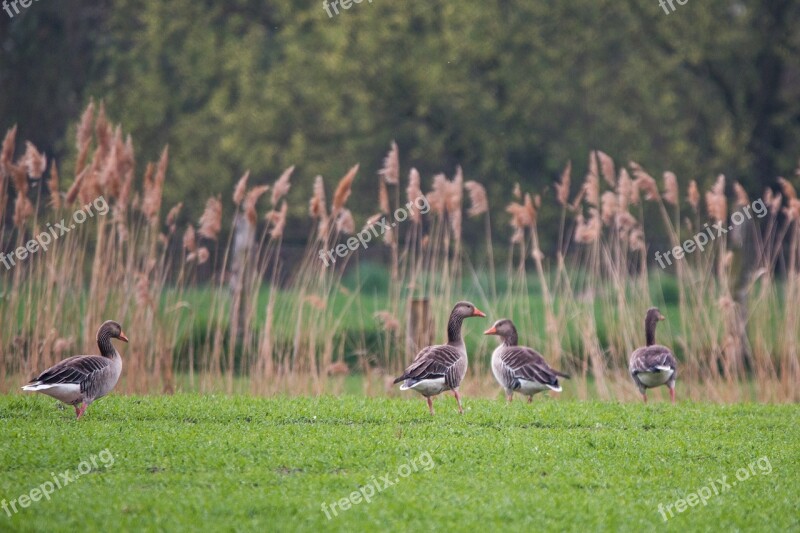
[75,403,88,419]
[452,390,464,414]
[426,397,435,416]
[669,387,676,404]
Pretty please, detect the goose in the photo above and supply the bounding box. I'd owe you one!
[629,308,676,403]
[484,318,570,403]
[393,301,486,415]
[22,320,127,419]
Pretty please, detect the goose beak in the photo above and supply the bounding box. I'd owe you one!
[118,332,129,343]
[483,326,497,335]
[658,314,666,321]
[473,308,487,318]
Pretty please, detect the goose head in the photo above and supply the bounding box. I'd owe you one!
[98,320,129,344]
[483,318,516,338]
[645,307,666,328]
[451,301,486,319]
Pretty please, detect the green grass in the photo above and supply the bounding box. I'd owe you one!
[0,395,797,532]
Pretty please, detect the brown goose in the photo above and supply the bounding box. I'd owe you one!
[393,301,486,415]
[629,308,677,403]
[22,320,128,419]
[484,319,569,403]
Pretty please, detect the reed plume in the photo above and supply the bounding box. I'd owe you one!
[233,171,250,206]
[198,196,223,240]
[75,101,95,175]
[244,185,270,226]
[446,166,464,238]
[378,179,390,214]
[379,141,399,185]
[142,146,169,226]
[584,155,600,207]
[267,202,288,239]
[597,150,616,186]
[465,180,488,217]
[630,161,659,201]
[23,141,46,179]
[427,173,448,216]
[310,175,329,237]
[406,168,423,223]
[183,225,197,253]
[333,164,359,215]
[271,165,294,206]
[574,208,601,243]
[705,174,727,222]
[335,209,355,234]
[687,180,700,211]
[166,202,183,234]
[0,125,14,162]
[662,171,679,205]
[617,168,632,212]
[601,191,618,225]
[778,178,800,221]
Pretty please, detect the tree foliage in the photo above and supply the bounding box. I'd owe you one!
[1,0,799,229]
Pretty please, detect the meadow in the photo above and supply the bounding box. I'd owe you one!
[0,395,798,532]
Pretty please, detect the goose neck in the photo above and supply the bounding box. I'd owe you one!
[447,313,465,344]
[97,329,118,358]
[645,318,657,347]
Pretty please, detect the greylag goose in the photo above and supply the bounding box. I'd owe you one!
[393,301,486,415]
[22,320,127,419]
[484,319,569,403]
[629,308,677,403]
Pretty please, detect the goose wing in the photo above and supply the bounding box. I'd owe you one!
[26,355,112,387]
[394,344,463,384]
[499,346,567,387]
[629,345,676,374]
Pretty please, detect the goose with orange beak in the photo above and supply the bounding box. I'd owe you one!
[629,308,677,403]
[22,320,128,419]
[394,301,486,415]
[484,318,569,403]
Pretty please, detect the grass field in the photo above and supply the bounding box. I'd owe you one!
[0,395,797,532]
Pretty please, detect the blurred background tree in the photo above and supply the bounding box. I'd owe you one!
[1,0,798,251]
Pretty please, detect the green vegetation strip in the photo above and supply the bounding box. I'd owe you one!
[0,395,797,531]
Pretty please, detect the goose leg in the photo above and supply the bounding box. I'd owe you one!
[527,395,533,404]
[506,392,513,403]
[452,390,464,414]
[75,403,87,419]
[641,392,648,404]
[669,387,675,404]
[426,397,435,416]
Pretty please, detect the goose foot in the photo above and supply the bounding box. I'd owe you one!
[426,397,435,416]
[527,396,533,404]
[75,403,87,419]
